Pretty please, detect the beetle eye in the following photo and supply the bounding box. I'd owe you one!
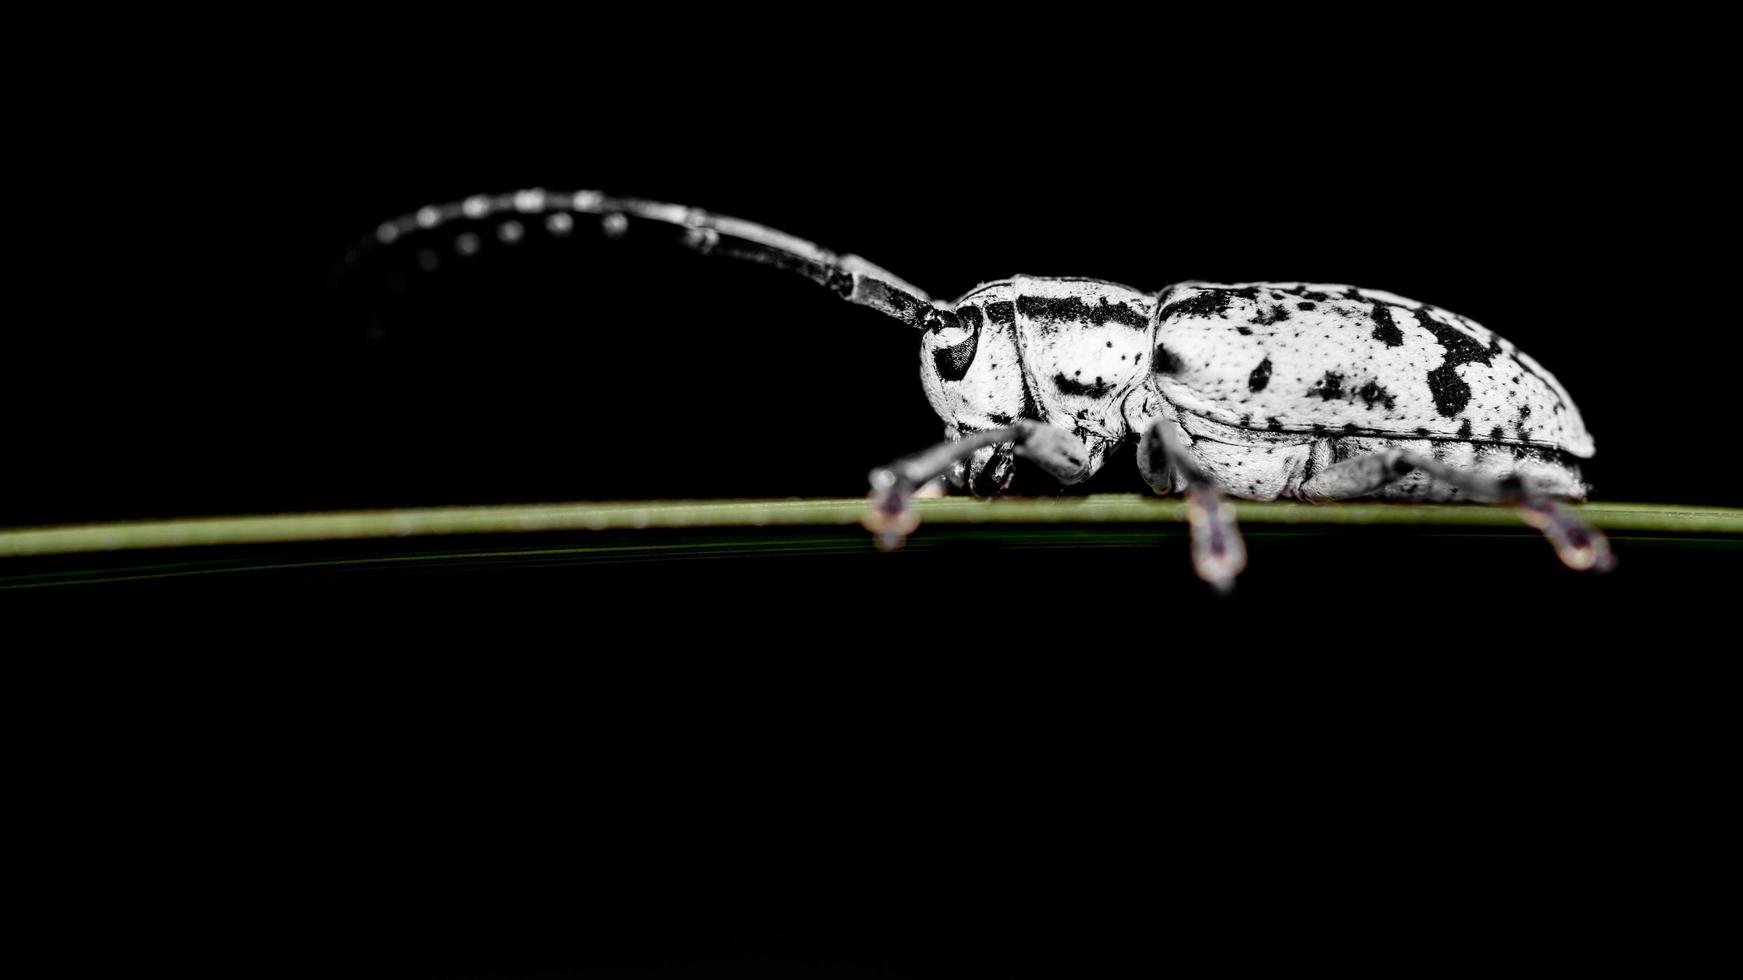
[930,305,982,382]
[932,326,978,382]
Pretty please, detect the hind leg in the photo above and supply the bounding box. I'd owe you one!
[863,422,1092,550]
[1297,449,1615,572]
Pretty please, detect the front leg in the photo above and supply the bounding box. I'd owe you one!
[863,422,1091,551]
[1298,448,1615,572]
[1138,418,1247,594]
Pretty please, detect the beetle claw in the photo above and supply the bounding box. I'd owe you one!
[1185,485,1247,594]
[863,469,921,552]
[1519,497,1616,573]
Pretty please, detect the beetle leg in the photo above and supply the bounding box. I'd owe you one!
[1297,450,1615,572]
[1138,418,1246,594]
[864,422,1090,551]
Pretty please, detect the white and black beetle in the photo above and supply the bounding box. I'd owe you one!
[353,190,1613,590]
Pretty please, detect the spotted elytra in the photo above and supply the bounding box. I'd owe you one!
[348,189,1613,591]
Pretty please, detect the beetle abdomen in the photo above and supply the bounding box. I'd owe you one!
[1170,409,1588,502]
[1151,282,1594,458]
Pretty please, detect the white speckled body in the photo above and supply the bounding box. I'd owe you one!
[351,189,1595,508]
[920,278,1592,501]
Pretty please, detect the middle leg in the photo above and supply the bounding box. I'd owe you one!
[1138,417,1247,594]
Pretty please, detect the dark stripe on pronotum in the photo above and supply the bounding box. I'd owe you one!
[1016,294,1149,329]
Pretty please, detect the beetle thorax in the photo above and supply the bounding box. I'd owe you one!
[918,276,1157,482]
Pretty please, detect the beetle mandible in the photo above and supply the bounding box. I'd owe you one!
[353,189,1613,591]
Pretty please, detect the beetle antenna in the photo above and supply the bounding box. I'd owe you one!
[338,189,954,332]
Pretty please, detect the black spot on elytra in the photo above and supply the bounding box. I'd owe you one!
[1491,426,1504,441]
[1159,286,1259,321]
[1306,371,1345,400]
[1248,357,1272,392]
[1416,307,1496,417]
[1370,303,1404,347]
[985,300,1015,324]
[1297,301,1316,311]
[931,305,982,382]
[1267,417,1282,431]
[1154,345,1183,375]
[1252,304,1291,326]
[1054,373,1113,398]
[1235,326,1252,336]
[1457,419,1472,439]
[1017,294,1149,329]
[1355,380,1396,410]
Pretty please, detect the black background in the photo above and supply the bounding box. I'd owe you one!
[12,17,1736,978]
[18,38,1740,522]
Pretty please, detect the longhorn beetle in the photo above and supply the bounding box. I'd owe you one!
[351,189,1613,591]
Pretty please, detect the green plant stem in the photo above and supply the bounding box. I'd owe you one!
[3,497,1740,560]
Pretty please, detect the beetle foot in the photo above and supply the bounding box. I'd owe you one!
[863,468,921,552]
[1185,485,1247,594]
[1518,496,1616,573]
[1012,421,1091,486]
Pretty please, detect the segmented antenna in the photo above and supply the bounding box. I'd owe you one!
[342,189,955,332]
